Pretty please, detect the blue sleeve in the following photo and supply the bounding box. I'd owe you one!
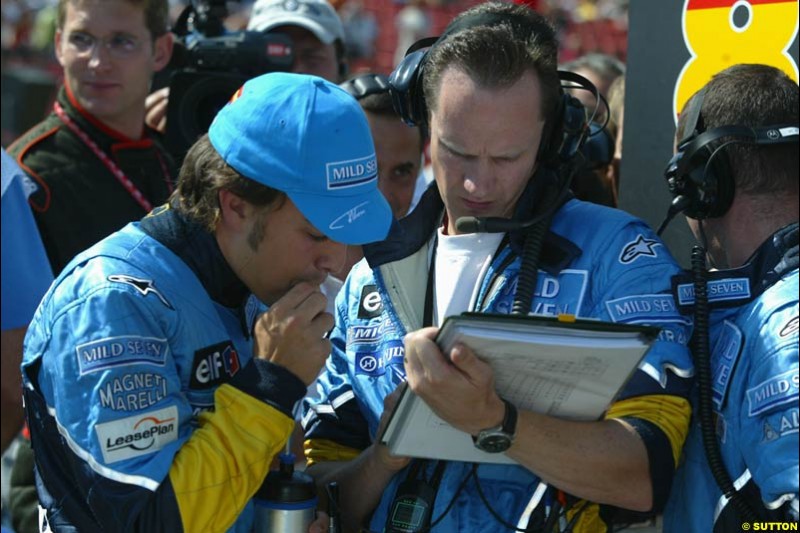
[589,219,694,398]
[32,285,192,492]
[738,302,799,507]
[1,152,53,330]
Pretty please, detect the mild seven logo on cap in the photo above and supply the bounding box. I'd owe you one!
[326,155,378,190]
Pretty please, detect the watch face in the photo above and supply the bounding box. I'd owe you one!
[476,432,511,453]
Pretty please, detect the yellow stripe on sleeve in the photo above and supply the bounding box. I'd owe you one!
[606,394,692,466]
[169,384,294,532]
[304,438,361,468]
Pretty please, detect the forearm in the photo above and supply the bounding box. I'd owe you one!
[507,412,652,511]
[308,446,399,533]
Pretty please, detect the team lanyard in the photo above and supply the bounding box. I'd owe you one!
[53,101,173,213]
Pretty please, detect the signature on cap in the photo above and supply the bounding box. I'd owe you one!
[330,201,369,230]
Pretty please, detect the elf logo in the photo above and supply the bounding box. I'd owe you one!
[358,285,382,319]
[190,341,241,389]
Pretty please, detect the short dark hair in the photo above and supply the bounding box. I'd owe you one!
[358,89,395,118]
[422,2,561,135]
[171,134,286,232]
[358,89,427,148]
[677,64,799,196]
[58,0,170,38]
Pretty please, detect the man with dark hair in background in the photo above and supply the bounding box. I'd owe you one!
[301,3,694,532]
[342,73,425,219]
[326,72,425,287]
[663,63,798,531]
[21,72,392,532]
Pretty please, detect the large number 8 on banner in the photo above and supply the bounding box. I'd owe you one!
[674,0,799,123]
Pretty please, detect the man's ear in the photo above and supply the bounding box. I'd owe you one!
[152,32,173,72]
[217,189,250,231]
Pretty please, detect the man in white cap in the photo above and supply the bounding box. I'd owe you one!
[248,0,347,82]
[21,72,392,532]
[146,0,347,132]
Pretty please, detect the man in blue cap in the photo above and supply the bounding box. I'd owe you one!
[20,72,392,532]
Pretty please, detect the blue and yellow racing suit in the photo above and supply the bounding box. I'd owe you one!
[21,206,306,532]
[303,190,695,532]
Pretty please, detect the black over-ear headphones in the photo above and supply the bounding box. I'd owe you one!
[340,73,390,100]
[387,11,596,165]
[664,87,800,220]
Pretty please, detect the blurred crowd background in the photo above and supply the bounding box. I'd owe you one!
[0,0,629,145]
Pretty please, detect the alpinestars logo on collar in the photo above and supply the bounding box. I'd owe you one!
[108,275,174,310]
[619,235,661,264]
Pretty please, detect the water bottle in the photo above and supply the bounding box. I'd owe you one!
[253,453,317,533]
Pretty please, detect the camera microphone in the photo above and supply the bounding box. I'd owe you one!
[455,216,539,234]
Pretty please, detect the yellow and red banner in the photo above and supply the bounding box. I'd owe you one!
[674,0,799,122]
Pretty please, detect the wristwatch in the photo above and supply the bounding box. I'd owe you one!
[473,398,517,453]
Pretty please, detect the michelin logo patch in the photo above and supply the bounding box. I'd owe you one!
[348,318,397,346]
[677,278,751,306]
[76,336,168,376]
[326,155,377,189]
[747,369,799,417]
[619,235,661,264]
[605,294,688,324]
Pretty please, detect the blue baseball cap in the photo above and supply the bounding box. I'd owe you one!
[208,72,392,245]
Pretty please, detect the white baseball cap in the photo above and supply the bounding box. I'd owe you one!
[247,0,345,45]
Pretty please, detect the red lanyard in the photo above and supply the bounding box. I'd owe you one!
[53,102,173,213]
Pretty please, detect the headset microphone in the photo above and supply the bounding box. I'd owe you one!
[455,216,538,234]
[655,194,691,236]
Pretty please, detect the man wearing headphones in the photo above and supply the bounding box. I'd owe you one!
[662,64,799,531]
[302,3,693,532]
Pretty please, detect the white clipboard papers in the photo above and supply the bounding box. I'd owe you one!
[380,313,660,464]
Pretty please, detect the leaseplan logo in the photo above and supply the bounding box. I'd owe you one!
[96,406,178,464]
[326,154,377,190]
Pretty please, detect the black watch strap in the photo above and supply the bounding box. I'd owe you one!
[500,398,518,436]
[472,398,518,453]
